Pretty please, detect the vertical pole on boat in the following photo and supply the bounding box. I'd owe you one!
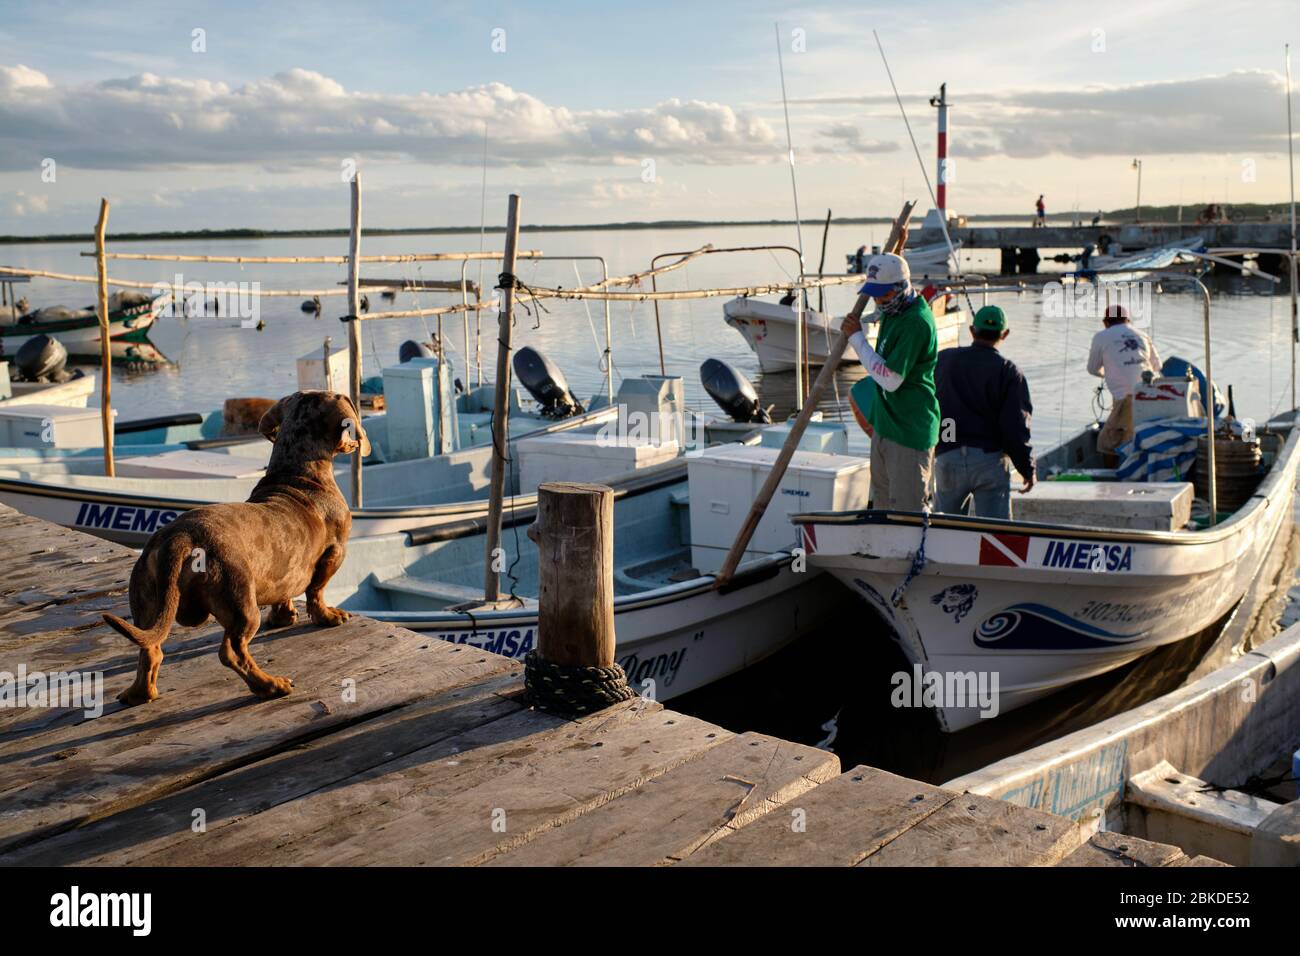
[1285,44,1297,413]
[323,336,333,392]
[1199,281,1217,524]
[484,193,522,603]
[93,198,114,478]
[713,202,915,588]
[601,258,613,406]
[347,174,363,508]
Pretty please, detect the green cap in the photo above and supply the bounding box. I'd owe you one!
[973,305,1007,332]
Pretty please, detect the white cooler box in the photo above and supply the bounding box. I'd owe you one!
[688,444,870,572]
[1016,480,1192,531]
[516,433,680,494]
[0,404,113,448]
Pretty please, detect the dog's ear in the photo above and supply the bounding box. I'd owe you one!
[337,395,372,457]
[258,395,293,443]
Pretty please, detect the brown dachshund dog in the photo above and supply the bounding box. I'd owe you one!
[104,391,370,705]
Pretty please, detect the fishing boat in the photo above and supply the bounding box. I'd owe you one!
[0,292,160,358]
[0,357,768,546]
[323,430,862,699]
[790,277,1300,732]
[847,240,961,274]
[1081,236,1206,281]
[723,294,966,372]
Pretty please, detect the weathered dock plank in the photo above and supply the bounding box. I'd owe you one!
[1060,829,1190,867]
[680,766,958,866]
[487,732,841,866]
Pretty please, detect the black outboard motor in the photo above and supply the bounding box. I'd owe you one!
[15,334,74,383]
[398,339,437,364]
[513,346,583,419]
[700,358,770,424]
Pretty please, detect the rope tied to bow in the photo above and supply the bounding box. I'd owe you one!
[524,649,636,716]
[890,508,931,607]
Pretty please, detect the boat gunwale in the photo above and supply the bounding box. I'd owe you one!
[793,417,1300,548]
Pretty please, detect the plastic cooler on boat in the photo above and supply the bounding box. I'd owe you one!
[0,404,113,448]
[296,345,350,392]
[688,444,870,573]
[1015,480,1193,531]
[516,433,680,494]
[759,420,849,454]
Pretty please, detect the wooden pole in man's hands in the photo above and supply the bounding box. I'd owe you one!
[713,200,916,588]
[93,198,115,478]
[484,193,522,602]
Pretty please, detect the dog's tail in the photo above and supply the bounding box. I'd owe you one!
[103,534,190,649]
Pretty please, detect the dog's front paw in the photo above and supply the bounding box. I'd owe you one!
[117,686,159,707]
[252,674,294,699]
[309,605,350,627]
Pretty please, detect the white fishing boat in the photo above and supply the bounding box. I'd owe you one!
[0,356,774,546]
[0,291,160,357]
[791,277,1299,733]
[723,295,966,372]
[324,428,866,699]
[847,240,962,274]
[1083,236,1206,281]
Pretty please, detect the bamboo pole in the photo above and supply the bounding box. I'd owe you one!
[347,175,363,507]
[93,199,115,478]
[484,194,522,603]
[79,250,543,264]
[713,201,916,588]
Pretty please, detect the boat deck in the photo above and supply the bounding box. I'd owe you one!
[0,505,1224,866]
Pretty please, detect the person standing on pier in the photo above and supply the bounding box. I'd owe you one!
[1088,304,1163,457]
[841,252,940,512]
[1034,195,1046,227]
[933,305,1035,519]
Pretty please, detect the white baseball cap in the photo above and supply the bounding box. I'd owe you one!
[859,252,910,297]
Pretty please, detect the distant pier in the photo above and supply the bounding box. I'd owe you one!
[916,221,1297,274]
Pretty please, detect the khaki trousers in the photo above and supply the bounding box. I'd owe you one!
[870,434,934,512]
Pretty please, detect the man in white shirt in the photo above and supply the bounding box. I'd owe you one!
[1087,304,1162,455]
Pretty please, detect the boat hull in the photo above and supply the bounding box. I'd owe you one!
[794,423,1300,732]
[0,304,157,357]
[723,297,965,372]
[355,559,841,701]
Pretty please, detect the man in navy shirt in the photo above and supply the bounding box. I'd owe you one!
[933,305,1035,518]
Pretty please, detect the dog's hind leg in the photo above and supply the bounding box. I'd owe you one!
[306,544,350,627]
[118,645,164,706]
[217,598,293,699]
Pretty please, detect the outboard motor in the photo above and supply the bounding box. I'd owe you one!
[513,346,583,419]
[15,334,73,383]
[398,339,437,364]
[700,358,770,424]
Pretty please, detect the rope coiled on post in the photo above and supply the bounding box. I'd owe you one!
[524,650,635,715]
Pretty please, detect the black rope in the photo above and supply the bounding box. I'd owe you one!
[524,650,635,716]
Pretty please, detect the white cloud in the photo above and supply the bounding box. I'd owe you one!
[0,65,779,172]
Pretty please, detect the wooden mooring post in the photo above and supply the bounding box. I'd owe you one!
[524,481,631,715]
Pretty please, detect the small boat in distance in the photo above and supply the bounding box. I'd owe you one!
[0,291,160,358]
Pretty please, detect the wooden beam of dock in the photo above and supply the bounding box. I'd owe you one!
[0,505,1217,867]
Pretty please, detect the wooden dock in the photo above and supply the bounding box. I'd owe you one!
[0,505,1221,866]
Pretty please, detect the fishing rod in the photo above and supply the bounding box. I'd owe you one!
[873,30,975,317]
[1286,44,1298,410]
[775,21,809,407]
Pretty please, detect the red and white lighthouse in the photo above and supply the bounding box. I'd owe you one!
[930,82,949,217]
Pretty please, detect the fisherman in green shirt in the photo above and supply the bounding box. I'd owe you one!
[840,251,940,512]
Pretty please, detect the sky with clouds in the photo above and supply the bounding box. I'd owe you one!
[0,0,1296,233]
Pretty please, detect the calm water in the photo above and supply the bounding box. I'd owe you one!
[5,224,1297,779]
[7,223,1295,450]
